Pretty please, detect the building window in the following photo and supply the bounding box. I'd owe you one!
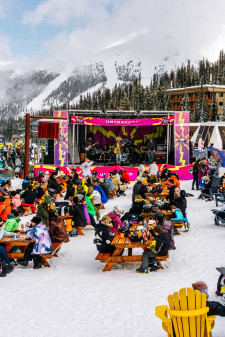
[219,102,223,106]
[219,93,223,97]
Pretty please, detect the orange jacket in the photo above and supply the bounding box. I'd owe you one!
[0,199,12,222]
[165,176,180,188]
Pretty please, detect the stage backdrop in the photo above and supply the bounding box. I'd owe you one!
[71,115,174,126]
[34,163,193,181]
[174,111,190,166]
[89,125,166,148]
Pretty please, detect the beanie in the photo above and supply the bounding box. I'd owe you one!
[192,281,208,293]
[44,197,51,204]
[31,216,41,225]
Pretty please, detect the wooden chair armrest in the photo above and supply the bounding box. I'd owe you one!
[155,305,172,334]
[167,307,209,317]
[206,315,216,331]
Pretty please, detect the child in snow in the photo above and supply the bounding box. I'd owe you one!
[170,205,184,224]
[17,216,53,269]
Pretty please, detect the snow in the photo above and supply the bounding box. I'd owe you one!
[27,72,71,112]
[2,178,225,337]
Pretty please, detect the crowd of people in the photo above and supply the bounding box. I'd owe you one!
[1,158,225,320]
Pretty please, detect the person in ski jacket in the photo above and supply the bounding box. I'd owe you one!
[94,215,115,254]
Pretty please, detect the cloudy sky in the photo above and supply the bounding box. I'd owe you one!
[1,0,225,72]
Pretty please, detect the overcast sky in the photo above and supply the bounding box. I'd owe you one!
[1,0,225,72]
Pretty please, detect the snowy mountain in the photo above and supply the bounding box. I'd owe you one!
[0,55,144,119]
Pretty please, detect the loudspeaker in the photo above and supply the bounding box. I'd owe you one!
[156,153,166,164]
[48,139,54,156]
[44,154,54,164]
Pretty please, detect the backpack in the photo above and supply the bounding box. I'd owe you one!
[0,258,7,277]
[127,230,143,242]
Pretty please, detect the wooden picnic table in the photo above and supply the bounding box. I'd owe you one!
[142,209,172,221]
[0,236,63,267]
[61,215,85,235]
[96,232,153,271]
[0,236,36,259]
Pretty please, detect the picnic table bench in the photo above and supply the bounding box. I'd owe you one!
[95,232,169,271]
[0,237,63,267]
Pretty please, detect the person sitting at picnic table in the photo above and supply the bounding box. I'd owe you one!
[35,171,44,184]
[92,189,102,207]
[17,216,53,269]
[94,215,115,254]
[0,217,15,273]
[104,174,115,193]
[107,206,124,233]
[93,180,108,204]
[99,179,110,200]
[153,211,175,250]
[11,191,24,213]
[139,180,148,199]
[167,179,177,201]
[64,180,75,201]
[119,169,130,184]
[47,175,62,194]
[6,180,13,192]
[0,181,9,196]
[36,196,52,228]
[0,196,11,222]
[4,210,21,232]
[34,181,45,200]
[159,165,171,180]
[71,196,88,228]
[169,205,184,224]
[121,195,146,222]
[21,184,36,213]
[148,161,158,179]
[136,224,170,274]
[48,209,69,243]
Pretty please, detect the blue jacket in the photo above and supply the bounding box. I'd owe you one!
[94,185,108,204]
[172,208,183,221]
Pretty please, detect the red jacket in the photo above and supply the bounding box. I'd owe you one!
[122,171,130,183]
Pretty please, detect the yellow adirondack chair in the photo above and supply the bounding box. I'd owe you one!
[155,287,216,337]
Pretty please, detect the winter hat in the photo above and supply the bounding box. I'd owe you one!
[76,194,84,201]
[44,196,51,204]
[142,180,147,185]
[31,216,41,225]
[0,216,3,222]
[192,281,208,294]
[153,211,165,223]
[142,161,146,165]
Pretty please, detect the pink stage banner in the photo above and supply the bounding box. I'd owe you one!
[71,115,174,126]
[34,163,193,181]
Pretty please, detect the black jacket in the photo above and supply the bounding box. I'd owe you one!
[170,197,186,217]
[48,179,62,193]
[207,301,225,316]
[22,190,36,204]
[129,201,145,215]
[193,162,199,175]
[168,185,176,201]
[132,181,142,201]
[151,231,170,256]
[64,185,75,200]
[139,185,148,199]
[94,222,114,253]
[35,186,44,199]
[72,204,87,227]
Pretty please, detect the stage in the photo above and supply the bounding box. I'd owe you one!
[34,163,194,181]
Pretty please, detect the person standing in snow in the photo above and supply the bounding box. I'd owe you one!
[80,158,94,178]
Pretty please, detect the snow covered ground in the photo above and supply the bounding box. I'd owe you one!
[1,179,225,337]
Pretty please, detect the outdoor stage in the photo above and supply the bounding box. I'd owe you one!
[34,163,194,181]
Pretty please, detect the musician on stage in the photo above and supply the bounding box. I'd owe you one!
[114,138,123,165]
[140,136,155,163]
[85,137,93,159]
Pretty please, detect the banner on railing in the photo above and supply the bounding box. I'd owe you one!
[34,163,193,181]
[71,115,174,126]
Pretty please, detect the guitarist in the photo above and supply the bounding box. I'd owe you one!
[114,138,124,165]
[85,137,97,160]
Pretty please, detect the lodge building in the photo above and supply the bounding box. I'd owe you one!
[166,84,225,118]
